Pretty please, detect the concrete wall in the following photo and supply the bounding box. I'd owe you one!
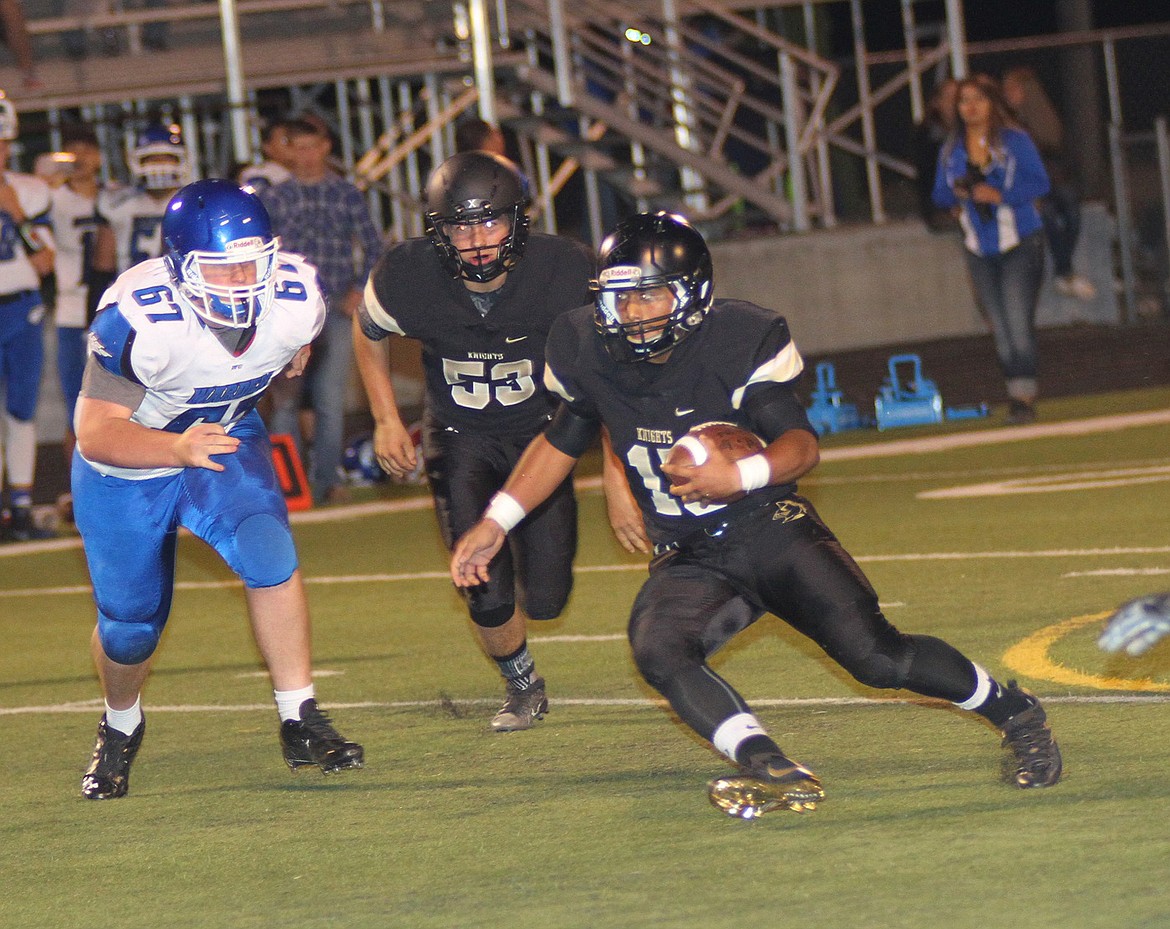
[711,204,1117,356]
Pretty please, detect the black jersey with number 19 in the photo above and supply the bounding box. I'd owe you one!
[364,234,592,436]
[545,298,816,546]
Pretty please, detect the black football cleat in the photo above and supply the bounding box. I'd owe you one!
[708,754,825,819]
[490,677,548,732]
[81,715,145,800]
[280,699,364,774]
[9,506,56,542]
[1000,683,1062,788]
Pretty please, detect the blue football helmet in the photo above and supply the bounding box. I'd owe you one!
[0,90,17,141]
[593,212,714,362]
[162,179,280,329]
[129,123,191,191]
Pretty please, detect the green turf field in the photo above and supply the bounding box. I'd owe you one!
[4,389,1170,928]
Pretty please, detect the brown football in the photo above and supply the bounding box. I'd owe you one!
[664,422,765,504]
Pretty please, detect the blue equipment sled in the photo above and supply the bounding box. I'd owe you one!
[806,362,864,435]
[874,354,943,430]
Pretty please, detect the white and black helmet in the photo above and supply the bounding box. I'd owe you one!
[593,212,714,362]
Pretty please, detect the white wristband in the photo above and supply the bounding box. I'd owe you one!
[484,491,526,533]
[736,453,771,493]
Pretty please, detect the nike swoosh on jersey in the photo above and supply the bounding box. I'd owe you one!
[505,335,528,343]
[675,408,695,416]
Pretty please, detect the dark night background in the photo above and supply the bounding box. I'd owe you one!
[839,0,1169,49]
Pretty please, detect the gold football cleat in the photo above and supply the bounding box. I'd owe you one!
[707,760,825,819]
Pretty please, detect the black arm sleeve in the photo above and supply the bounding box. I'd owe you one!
[742,382,817,441]
[543,403,601,458]
[357,300,390,341]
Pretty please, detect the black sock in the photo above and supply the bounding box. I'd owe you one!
[495,643,536,690]
[735,734,786,771]
[971,679,1033,727]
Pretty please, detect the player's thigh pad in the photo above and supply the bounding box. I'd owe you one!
[628,560,747,688]
[426,425,519,625]
[72,456,180,664]
[179,413,297,588]
[512,476,577,620]
[724,497,913,689]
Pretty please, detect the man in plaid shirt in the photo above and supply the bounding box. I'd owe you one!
[263,117,384,504]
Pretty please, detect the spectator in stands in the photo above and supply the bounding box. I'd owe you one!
[911,78,958,233]
[0,0,39,89]
[239,118,294,194]
[933,74,1050,426]
[1001,65,1096,302]
[263,117,384,505]
[455,118,507,158]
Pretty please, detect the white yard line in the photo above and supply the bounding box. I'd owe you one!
[3,692,1167,717]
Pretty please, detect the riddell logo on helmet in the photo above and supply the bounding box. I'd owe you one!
[599,266,642,286]
[224,237,264,252]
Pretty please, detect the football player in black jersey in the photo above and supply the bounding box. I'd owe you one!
[452,211,1063,817]
[355,151,640,731]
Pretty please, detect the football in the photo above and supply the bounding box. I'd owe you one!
[665,422,765,504]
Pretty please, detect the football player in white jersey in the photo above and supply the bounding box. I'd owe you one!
[75,179,363,799]
[0,89,57,542]
[94,123,191,276]
[49,125,115,469]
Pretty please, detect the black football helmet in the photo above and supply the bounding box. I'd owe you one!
[424,151,531,284]
[593,212,714,362]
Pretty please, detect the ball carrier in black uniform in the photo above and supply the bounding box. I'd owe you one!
[355,151,598,730]
[452,212,1062,817]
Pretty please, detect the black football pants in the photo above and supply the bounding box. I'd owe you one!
[628,494,979,742]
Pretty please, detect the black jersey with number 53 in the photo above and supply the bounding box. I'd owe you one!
[364,234,592,436]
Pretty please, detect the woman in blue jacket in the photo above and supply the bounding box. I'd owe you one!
[933,73,1050,424]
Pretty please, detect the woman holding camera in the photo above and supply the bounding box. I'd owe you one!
[933,73,1050,425]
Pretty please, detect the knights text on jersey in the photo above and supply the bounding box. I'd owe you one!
[363,234,592,435]
[544,298,813,545]
[0,171,54,296]
[96,185,168,272]
[83,254,326,480]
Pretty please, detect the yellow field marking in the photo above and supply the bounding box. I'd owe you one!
[1003,611,1170,692]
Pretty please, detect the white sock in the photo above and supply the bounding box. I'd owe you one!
[274,684,315,722]
[105,696,143,736]
[712,712,768,762]
[4,415,36,487]
[954,663,995,711]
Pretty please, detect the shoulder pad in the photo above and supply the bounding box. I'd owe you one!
[87,304,142,384]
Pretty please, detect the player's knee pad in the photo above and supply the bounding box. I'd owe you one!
[522,585,571,622]
[469,601,515,629]
[232,513,297,588]
[838,625,914,690]
[98,614,163,665]
[630,633,700,692]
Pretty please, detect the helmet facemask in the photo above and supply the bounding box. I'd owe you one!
[130,126,191,191]
[423,151,531,285]
[426,202,529,284]
[177,236,279,329]
[592,212,714,363]
[594,265,712,363]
